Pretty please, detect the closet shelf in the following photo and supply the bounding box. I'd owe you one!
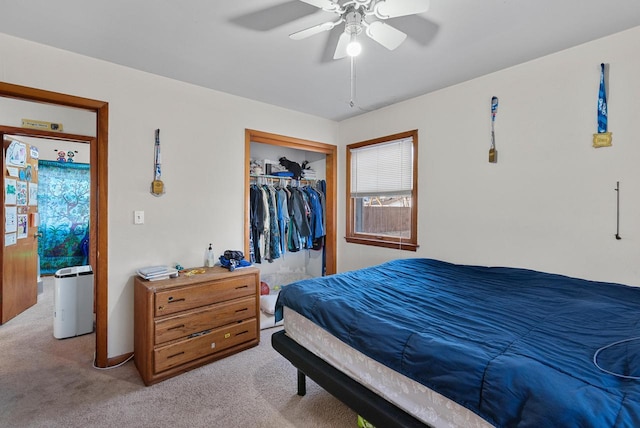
[250,173,316,182]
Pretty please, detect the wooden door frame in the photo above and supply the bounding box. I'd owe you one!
[0,82,110,368]
[244,129,337,275]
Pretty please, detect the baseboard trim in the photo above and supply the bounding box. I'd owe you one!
[107,352,133,367]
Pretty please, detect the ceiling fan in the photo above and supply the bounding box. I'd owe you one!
[289,0,430,59]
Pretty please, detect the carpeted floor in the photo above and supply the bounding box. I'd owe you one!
[0,277,356,427]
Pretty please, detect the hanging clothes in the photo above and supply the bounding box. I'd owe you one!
[316,179,327,275]
[249,184,264,263]
[260,184,271,261]
[249,177,325,262]
[264,184,281,262]
[303,185,325,250]
[315,180,327,250]
[288,186,311,238]
[276,187,289,256]
[316,180,326,231]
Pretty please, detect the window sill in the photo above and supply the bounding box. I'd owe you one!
[345,236,418,252]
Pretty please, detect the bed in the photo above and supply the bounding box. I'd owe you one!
[272,258,640,427]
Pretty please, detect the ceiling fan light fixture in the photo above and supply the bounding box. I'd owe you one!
[344,8,363,57]
[344,9,363,35]
[292,0,421,57]
[346,33,362,57]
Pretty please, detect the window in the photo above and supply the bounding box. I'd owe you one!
[346,130,418,251]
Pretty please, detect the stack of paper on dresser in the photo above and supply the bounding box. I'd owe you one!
[136,265,178,281]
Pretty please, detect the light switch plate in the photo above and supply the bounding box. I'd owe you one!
[134,211,144,225]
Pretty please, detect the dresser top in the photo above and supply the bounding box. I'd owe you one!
[134,265,259,291]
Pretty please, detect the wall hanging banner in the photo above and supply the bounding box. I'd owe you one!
[593,63,612,148]
[489,96,498,163]
[598,63,608,133]
[151,128,165,196]
[37,160,90,274]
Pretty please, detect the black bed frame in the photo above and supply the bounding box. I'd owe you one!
[271,330,428,428]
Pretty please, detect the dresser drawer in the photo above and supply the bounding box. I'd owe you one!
[154,318,257,373]
[155,296,256,345]
[155,276,256,316]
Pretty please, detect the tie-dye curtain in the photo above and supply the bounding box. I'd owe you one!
[37,160,90,275]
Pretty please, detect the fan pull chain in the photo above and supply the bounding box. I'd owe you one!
[350,55,356,108]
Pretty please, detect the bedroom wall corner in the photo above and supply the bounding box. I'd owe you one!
[336,26,640,287]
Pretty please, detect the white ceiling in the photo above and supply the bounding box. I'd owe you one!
[1,0,640,121]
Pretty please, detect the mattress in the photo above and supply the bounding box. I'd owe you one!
[284,306,494,427]
[276,258,640,427]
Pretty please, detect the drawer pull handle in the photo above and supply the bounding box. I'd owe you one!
[167,324,185,331]
[189,329,211,338]
[235,285,249,290]
[167,298,186,304]
[236,330,249,336]
[167,351,185,359]
[235,308,248,313]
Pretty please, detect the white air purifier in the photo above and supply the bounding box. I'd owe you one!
[53,265,94,339]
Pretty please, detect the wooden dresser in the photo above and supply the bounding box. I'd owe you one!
[134,266,260,385]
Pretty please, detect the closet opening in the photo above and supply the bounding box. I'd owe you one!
[244,129,337,282]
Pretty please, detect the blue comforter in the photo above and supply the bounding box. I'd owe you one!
[275,258,640,427]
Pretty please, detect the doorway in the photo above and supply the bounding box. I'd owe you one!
[0,82,110,368]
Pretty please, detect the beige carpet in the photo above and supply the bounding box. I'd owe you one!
[0,277,356,427]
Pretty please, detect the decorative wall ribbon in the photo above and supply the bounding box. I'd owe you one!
[489,96,498,163]
[593,63,612,148]
[151,128,165,195]
[597,63,608,133]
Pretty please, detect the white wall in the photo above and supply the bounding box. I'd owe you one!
[0,33,338,357]
[338,26,640,287]
[0,97,96,136]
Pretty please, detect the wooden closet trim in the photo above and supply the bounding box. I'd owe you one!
[244,129,337,275]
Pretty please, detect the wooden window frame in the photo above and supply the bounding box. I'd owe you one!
[345,130,418,251]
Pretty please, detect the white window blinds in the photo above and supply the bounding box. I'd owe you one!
[350,137,413,197]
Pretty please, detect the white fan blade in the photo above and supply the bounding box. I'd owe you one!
[374,0,430,18]
[298,0,340,12]
[366,21,407,50]
[290,20,338,40]
[333,32,350,59]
